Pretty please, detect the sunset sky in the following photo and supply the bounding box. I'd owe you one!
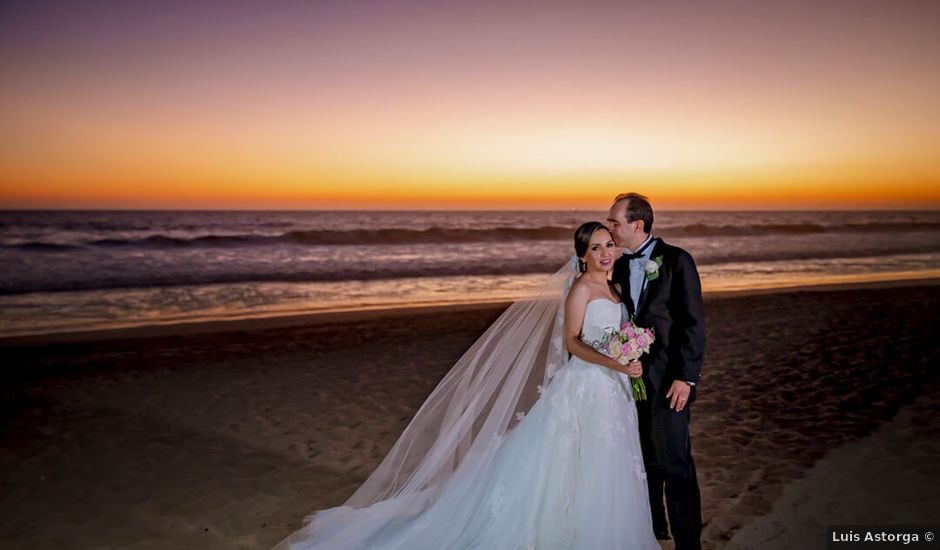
[1,0,938,210]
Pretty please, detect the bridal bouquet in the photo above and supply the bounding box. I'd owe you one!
[585,321,653,401]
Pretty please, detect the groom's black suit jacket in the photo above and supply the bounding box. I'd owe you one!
[611,238,705,402]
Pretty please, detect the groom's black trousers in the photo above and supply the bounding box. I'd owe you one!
[636,383,702,550]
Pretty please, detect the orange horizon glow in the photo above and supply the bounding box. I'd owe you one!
[3,161,938,211]
[2,2,938,211]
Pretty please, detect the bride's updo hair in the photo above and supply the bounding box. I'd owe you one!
[574,221,610,273]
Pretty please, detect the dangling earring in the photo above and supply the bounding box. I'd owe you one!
[578,259,587,273]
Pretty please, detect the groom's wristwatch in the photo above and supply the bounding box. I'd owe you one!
[681,380,695,387]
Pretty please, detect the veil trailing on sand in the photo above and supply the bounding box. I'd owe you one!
[275,257,580,548]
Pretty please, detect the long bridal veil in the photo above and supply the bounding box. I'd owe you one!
[273,257,581,549]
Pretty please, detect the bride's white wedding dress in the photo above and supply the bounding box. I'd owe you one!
[275,297,660,550]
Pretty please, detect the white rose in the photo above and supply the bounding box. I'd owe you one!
[643,260,658,274]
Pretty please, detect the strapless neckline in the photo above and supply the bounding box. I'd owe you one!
[586,297,622,308]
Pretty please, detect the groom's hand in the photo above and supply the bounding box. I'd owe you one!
[666,380,691,411]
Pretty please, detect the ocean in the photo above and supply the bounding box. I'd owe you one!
[2,210,939,338]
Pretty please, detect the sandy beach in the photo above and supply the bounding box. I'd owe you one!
[2,281,939,549]
[724,390,940,550]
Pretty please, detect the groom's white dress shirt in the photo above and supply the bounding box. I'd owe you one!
[626,234,655,313]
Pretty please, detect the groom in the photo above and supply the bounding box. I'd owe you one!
[607,193,705,550]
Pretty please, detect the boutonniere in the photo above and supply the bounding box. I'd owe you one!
[644,256,663,281]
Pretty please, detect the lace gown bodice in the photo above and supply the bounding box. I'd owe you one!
[579,298,627,343]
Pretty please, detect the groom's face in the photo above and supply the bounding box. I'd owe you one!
[606,202,636,248]
[607,201,646,250]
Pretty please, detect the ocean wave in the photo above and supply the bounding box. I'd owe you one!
[3,246,939,295]
[3,226,573,250]
[0,262,567,295]
[661,221,940,237]
[5,221,940,251]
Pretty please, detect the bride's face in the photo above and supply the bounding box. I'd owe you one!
[583,228,617,273]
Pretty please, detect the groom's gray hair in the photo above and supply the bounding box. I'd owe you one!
[613,192,654,233]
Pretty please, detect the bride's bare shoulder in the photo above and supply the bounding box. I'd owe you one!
[566,278,590,305]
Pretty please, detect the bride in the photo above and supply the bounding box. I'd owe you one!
[272,222,661,550]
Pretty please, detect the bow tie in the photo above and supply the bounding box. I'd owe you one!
[622,237,656,261]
